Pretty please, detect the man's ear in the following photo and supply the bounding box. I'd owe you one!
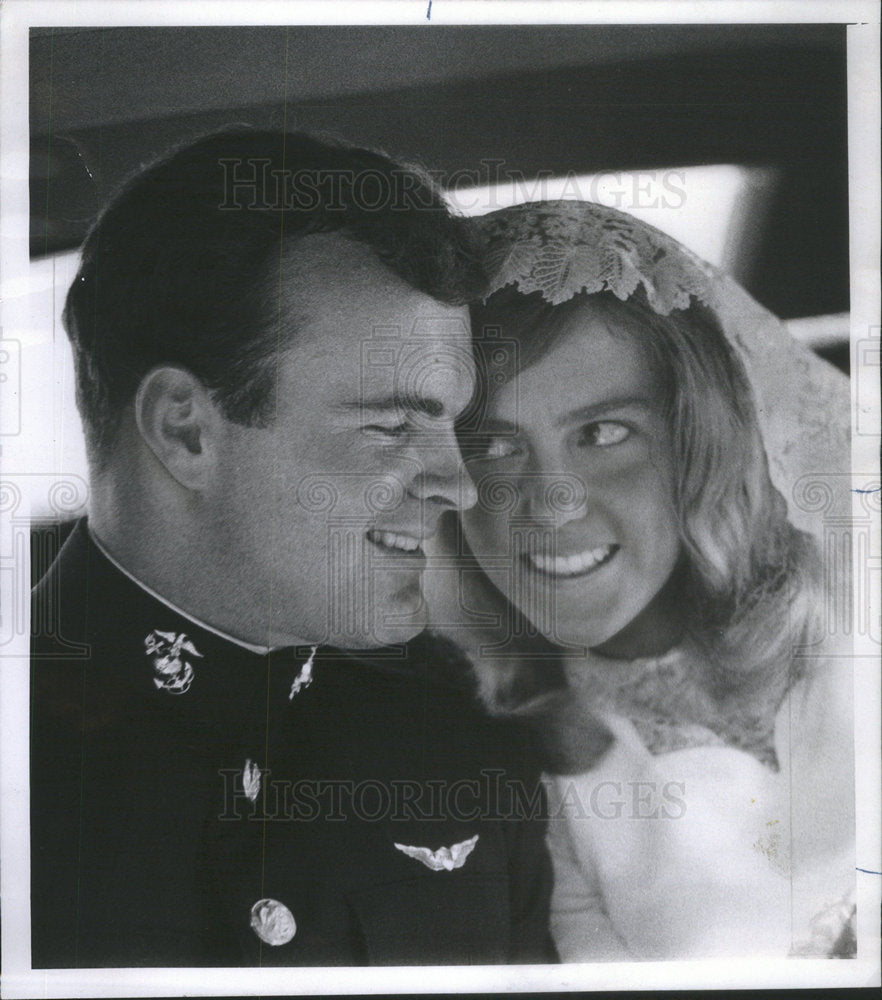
[134,366,222,490]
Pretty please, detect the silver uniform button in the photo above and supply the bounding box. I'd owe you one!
[250,898,296,946]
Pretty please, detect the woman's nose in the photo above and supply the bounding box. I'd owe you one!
[521,472,588,527]
[523,466,589,527]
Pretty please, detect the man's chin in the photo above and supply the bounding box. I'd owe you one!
[327,618,425,650]
[367,580,428,646]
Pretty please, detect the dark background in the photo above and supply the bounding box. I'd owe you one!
[30,24,848,323]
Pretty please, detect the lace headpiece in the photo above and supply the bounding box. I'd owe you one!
[471,200,851,540]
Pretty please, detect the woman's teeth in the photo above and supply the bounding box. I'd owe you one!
[368,530,423,553]
[527,543,616,577]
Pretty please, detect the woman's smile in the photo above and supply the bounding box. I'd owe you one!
[522,541,619,579]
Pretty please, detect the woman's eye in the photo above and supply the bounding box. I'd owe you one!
[473,436,521,461]
[579,421,630,447]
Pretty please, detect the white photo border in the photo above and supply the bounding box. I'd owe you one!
[2,2,879,996]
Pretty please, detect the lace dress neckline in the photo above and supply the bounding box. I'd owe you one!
[563,645,784,768]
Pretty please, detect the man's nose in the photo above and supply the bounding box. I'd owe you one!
[410,427,478,511]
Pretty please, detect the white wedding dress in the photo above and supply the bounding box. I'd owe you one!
[547,645,855,959]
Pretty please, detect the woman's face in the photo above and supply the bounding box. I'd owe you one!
[461,305,683,657]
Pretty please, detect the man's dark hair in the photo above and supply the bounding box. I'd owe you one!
[63,126,486,461]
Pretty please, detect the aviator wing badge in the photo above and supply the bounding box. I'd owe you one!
[393,834,479,872]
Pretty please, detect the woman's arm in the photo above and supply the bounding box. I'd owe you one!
[545,782,632,961]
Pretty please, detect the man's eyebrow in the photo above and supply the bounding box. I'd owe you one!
[339,396,446,418]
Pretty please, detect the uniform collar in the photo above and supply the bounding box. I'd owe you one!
[88,526,278,656]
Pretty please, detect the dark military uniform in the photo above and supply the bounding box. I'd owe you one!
[30,521,556,967]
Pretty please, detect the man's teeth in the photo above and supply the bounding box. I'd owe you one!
[528,544,615,577]
[368,530,423,553]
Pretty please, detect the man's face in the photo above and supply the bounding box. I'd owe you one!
[205,235,476,648]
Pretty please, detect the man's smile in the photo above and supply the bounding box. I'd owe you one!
[366,528,429,557]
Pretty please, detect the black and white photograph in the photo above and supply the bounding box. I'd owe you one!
[1,1,879,996]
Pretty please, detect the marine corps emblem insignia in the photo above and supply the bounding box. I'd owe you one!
[144,629,203,695]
